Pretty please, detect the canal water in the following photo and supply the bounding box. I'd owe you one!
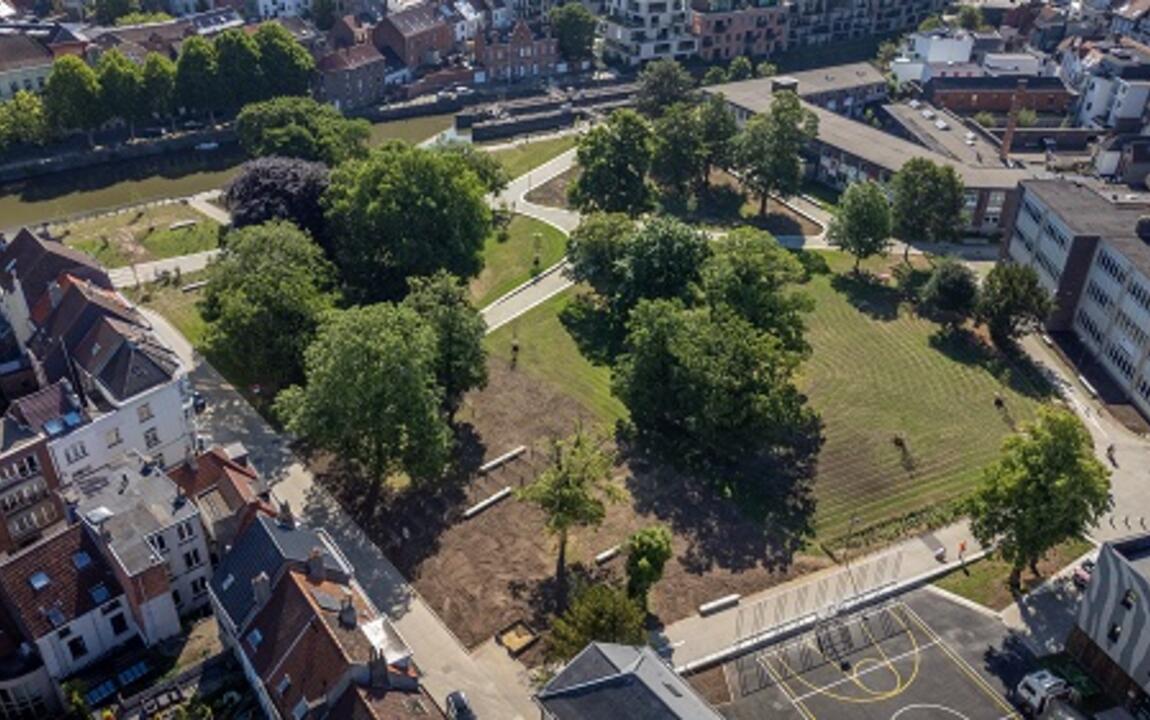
[0,113,455,231]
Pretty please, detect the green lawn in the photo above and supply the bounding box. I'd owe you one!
[934,537,1093,611]
[485,288,626,424]
[802,252,1050,541]
[487,136,577,178]
[368,113,455,146]
[124,273,208,347]
[56,203,219,268]
[483,250,1052,546]
[471,215,567,307]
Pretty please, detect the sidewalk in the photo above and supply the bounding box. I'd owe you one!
[109,249,220,288]
[658,519,985,670]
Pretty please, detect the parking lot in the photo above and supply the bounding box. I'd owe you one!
[720,589,1033,720]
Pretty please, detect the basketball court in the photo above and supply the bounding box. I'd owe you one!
[724,602,1020,720]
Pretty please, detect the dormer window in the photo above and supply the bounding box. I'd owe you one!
[277,674,292,696]
[248,628,263,650]
[1123,589,1138,609]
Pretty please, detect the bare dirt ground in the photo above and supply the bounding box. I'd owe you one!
[316,361,828,656]
[687,664,732,707]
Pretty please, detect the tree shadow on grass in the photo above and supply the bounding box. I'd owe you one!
[928,327,1055,401]
[558,294,626,365]
[830,272,902,321]
[506,562,610,634]
[625,424,821,576]
[791,248,831,280]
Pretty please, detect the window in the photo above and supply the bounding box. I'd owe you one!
[248,628,263,650]
[177,521,195,542]
[1106,342,1136,379]
[172,589,182,606]
[184,548,203,570]
[1097,249,1128,284]
[1086,280,1113,310]
[64,442,88,464]
[137,404,153,423]
[72,552,91,570]
[67,636,88,661]
[1109,622,1122,642]
[106,428,122,448]
[293,698,309,720]
[144,428,160,450]
[1123,589,1138,609]
[277,674,292,696]
[28,572,49,591]
[191,577,208,597]
[109,613,128,636]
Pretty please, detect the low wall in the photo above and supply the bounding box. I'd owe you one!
[472,109,575,142]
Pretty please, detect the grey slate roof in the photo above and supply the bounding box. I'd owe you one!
[537,643,723,720]
[210,513,349,631]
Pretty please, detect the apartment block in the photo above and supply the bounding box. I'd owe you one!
[689,0,787,63]
[1005,179,1150,419]
[603,0,697,65]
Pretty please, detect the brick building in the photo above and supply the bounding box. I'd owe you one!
[689,0,788,62]
[373,1,453,70]
[925,75,1075,114]
[316,42,397,110]
[473,19,557,81]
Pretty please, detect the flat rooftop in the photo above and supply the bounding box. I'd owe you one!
[885,101,1003,168]
[712,61,885,102]
[69,462,198,575]
[1114,535,1150,580]
[1021,179,1150,274]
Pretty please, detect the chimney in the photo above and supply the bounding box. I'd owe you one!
[307,547,325,581]
[1000,78,1028,162]
[277,500,295,529]
[368,649,390,689]
[338,589,357,628]
[252,571,271,607]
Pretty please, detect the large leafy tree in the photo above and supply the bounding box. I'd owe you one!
[976,263,1052,346]
[569,109,654,216]
[434,142,509,194]
[176,36,219,120]
[276,304,452,486]
[701,227,812,356]
[650,102,705,197]
[920,257,979,327]
[324,141,492,302]
[215,29,264,111]
[549,584,646,661]
[565,212,636,299]
[0,91,50,147]
[254,23,315,98]
[225,157,331,241]
[94,0,138,25]
[625,525,673,607]
[697,93,738,180]
[236,96,370,165]
[517,426,622,609]
[402,271,488,417]
[97,49,143,137]
[728,55,753,80]
[636,58,694,117]
[970,407,1110,589]
[891,157,966,254]
[616,217,710,312]
[550,1,597,62]
[44,55,104,145]
[614,300,818,475]
[141,52,176,124]
[201,221,337,392]
[734,91,818,216]
[827,180,893,271]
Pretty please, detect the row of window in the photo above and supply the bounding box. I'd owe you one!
[1086,280,1113,310]
[1077,309,1104,346]
[1097,249,1128,285]
[7,502,55,539]
[57,609,130,663]
[1106,341,1136,381]
[1129,279,1150,316]
[1021,198,1043,226]
[1034,249,1060,282]
[1114,309,1149,349]
[0,455,39,482]
[0,477,47,515]
[1137,374,1150,405]
[1045,223,1070,251]
[64,425,161,466]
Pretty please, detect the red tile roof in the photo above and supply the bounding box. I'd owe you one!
[169,447,260,506]
[0,525,122,639]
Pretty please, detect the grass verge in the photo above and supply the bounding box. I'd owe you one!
[934,536,1093,611]
[471,215,567,307]
[56,203,219,268]
[368,113,455,146]
[488,136,577,178]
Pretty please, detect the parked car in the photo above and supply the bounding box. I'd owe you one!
[445,691,475,719]
[1016,670,1069,716]
[1072,559,1096,590]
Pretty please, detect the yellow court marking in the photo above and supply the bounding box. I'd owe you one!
[852,657,900,695]
[900,605,1019,719]
[763,652,817,720]
[774,609,925,704]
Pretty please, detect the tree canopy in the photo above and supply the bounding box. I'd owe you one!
[550,2,597,61]
[728,55,753,81]
[176,36,219,119]
[976,262,1052,346]
[401,271,488,416]
[44,55,103,140]
[97,49,143,134]
[201,221,337,392]
[651,103,706,197]
[324,141,492,302]
[549,584,646,661]
[215,29,264,111]
[276,304,452,485]
[0,91,50,149]
[569,109,654,216]
[827,180,892,271]
[636,59,695,116]
[697,93,738,179]
[625,525,673,605]
[891,157,965,247]
[435,142,510,195]
[236,96,370,165]
[225,156,331,241]
[734,91,818,216]
[969,407,1110,588]
[920,257,979,325]
[565,212,636,299]
[141,52,177,122]
[253,22,315,98]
